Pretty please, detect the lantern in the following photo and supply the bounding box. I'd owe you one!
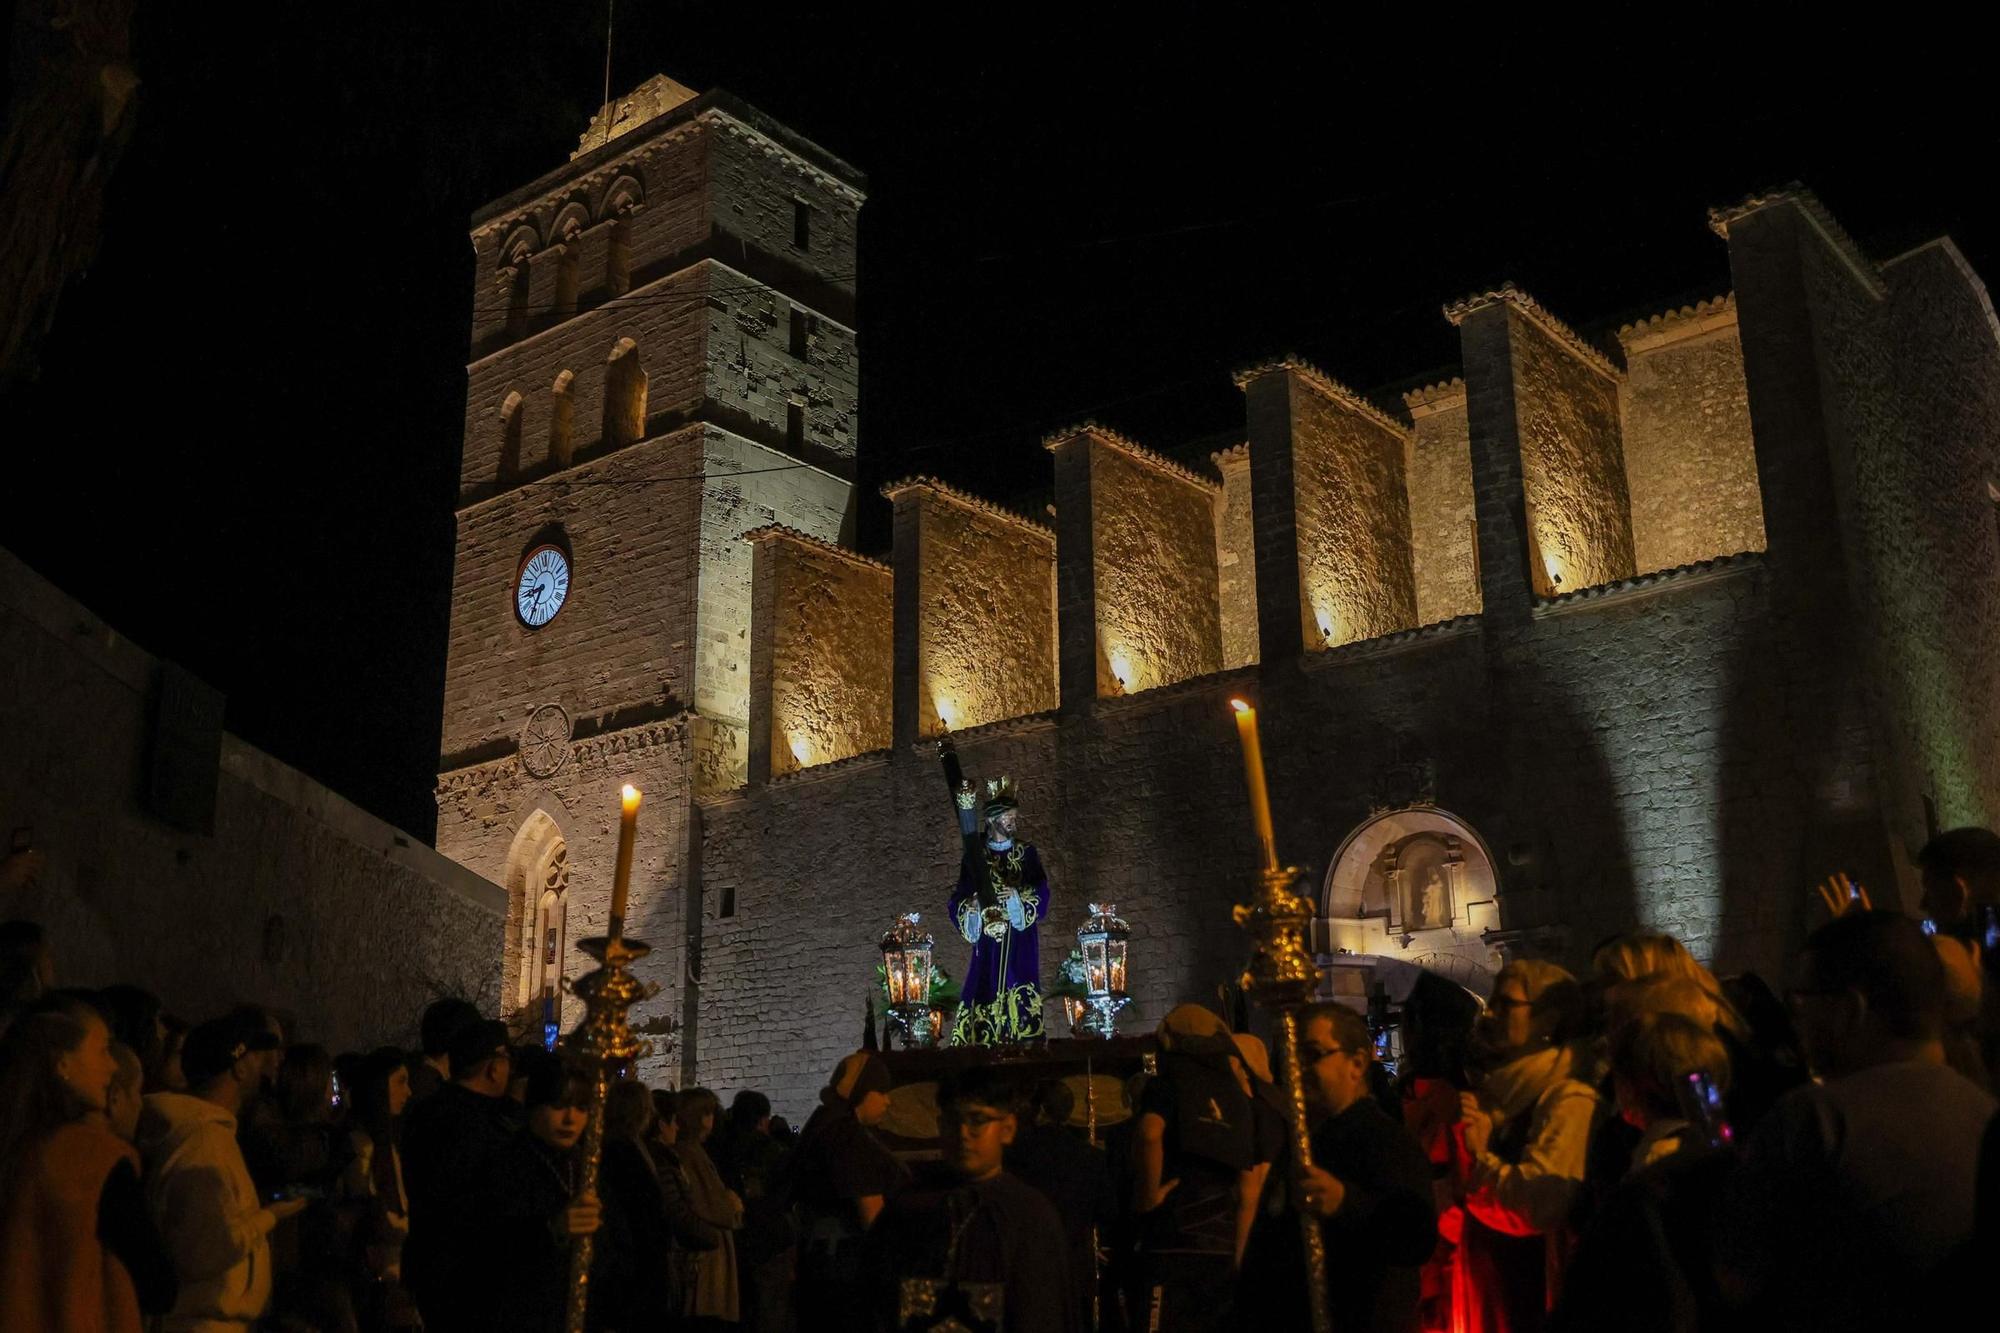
[1075,903,1132,1039]
[879,912,939,1048]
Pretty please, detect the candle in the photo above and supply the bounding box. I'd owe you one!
[609,784,641,936]
[1229,700,1278,872]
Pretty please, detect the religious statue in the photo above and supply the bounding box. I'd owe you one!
[946,776,1047,1045]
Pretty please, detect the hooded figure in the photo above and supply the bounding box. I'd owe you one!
[791,1052,909,1333]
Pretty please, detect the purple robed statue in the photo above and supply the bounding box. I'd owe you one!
[947,776,1047,1045]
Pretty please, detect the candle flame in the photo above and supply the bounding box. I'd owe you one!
[1229,698,1251,713]
[621,784,641,806]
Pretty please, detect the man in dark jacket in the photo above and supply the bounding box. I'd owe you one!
[400,1018,519,1332]
[1239,1003,1436,1332]
[869,1069,1076,1333]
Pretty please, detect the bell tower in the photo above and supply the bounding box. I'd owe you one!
[433,75,865,1051]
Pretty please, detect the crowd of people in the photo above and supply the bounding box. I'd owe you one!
[3,825,2000,1333]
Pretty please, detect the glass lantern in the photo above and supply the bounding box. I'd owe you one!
[879,912,938,1048]
[1075,903,1132,1039]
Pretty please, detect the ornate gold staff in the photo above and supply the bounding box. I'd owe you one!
[564,785,660,1333]
[1229,700,1332,1333]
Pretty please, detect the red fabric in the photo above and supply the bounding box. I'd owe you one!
[0,1119,143,1333]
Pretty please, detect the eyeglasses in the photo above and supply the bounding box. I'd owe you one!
[1304,1044,1354,1063]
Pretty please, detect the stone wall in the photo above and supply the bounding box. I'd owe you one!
[747,527,892,777]
[1211,445,1259,669]
[441,426,704,762]
[1404,381,1482,625]
[1477,294,1636,596]
[1,549,505,1054]
[1283,367,1419,646]
[1050,427,1223,697]
[1617,299,1766,572]
[693,429,853,786]
[886,479,1058,737]
[434,719,690,1052]
[463,266,709,499]
[702,257,859,472]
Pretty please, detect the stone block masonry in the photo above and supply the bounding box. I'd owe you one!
[2,548,505,1055]
[441,83,2000,1125]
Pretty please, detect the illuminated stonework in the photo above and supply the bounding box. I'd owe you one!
[883,477,1057,736]
[1047,424,1223,696]
[746,525,891,775]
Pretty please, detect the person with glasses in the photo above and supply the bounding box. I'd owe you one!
[1714,911,1995,1333]
[866,1069,1074,1333]
[1236,1003,1435,1332]
[1450,960,1601,1332]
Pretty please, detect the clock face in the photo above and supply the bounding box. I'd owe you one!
[516,546,571,627]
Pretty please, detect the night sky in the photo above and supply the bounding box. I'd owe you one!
[6,5,1989,839]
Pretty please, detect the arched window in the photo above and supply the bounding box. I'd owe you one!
[502,811,570,1030]
[554,247,579,318]
[603,338,647,448]
[549,370,575,468]
[498,392,524,482]
[505,263,530,340]
[606,221,631,297]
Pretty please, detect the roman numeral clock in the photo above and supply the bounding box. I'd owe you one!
[516,544,570,628]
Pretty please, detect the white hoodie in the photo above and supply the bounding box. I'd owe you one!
[136,1091,279,1332]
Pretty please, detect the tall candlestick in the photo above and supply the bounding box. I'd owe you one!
[1229,699,1278,872]
[608,784,640,937]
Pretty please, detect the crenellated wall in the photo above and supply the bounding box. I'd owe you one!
[1451,290,1635,596]
[746,526,891,778]
[1239,361,1420,650]
[1404,380,1482,625]
[1211,445,1260,669]
[884,478,1058,739]
[1617,297,1766,572]
[1048,425,1224,699]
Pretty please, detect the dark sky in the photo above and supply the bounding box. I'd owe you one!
[7,5,1990,839]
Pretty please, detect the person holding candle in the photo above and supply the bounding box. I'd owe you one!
[947,778,1050,1047]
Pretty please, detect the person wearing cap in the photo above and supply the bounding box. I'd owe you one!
[1131,1004,1255,1331]
[792,1050,908,1333]
[135,1013,303,1332]
[400,1017,518,1333]
[865,1069,1076,1333]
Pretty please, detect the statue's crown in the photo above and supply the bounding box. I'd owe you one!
[983,776,1018,813]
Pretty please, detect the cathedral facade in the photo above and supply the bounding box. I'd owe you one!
[436,78,2000,1110]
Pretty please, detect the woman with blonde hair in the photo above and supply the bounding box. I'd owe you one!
[1450,960,1603,1331]
[1592,933,1804,1133]
[1591,934,1747,1040]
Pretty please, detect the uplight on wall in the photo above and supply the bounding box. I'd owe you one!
[1107,651,1133,693]
[936,697,958,731]
[788,735,813,767]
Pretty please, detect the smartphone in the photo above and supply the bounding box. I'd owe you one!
[1676,1070,1734,1151]
[1982,904,2000,953]
[329,1070,343,1110]
[266,1183,324,1203]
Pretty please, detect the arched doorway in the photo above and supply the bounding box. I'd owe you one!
[1320,806,1504,998]
[502,810,570,1041]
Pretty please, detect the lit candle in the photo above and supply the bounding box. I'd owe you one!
[609,784,641,937]
[1229,699,1278,872]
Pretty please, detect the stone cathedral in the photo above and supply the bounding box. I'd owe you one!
[436,77,2000,1109]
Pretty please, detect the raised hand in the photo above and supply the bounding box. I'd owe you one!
[1814,872,1871,920]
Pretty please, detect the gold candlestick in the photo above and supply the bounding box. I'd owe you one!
[562,931,658,1333]
[1229,702,1331,1333]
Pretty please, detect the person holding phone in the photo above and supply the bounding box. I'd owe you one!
[1551,1013,1736,1333]
[136,1013,304,1332]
